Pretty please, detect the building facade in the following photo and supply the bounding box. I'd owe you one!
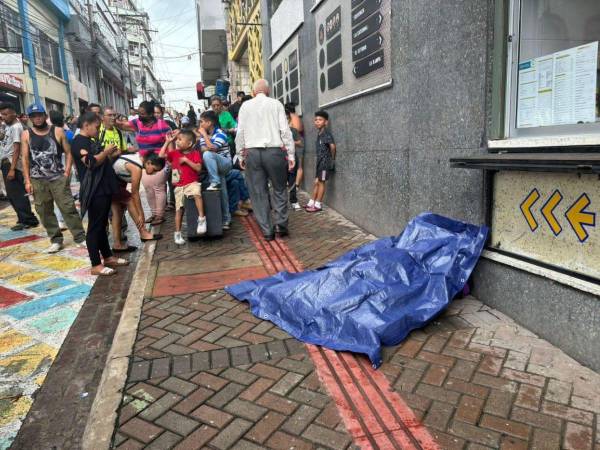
[195,0,227,87]
[109,0,163,105]
[256,0,600,371]
[0,0,72,113]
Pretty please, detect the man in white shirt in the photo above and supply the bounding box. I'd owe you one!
[236,79,295,240]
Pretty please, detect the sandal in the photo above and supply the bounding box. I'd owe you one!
[144,215,155,224]
[104,257,130,267]
[92,267,116,276]
[141,234,163,242]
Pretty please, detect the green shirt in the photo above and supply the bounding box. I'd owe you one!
[99,125,127,151]
[218,111,237,145]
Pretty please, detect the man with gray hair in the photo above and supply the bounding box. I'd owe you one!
[236,79,295,240]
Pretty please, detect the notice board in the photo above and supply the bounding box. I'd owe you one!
[271,34,302,115]
[313,0,392,108]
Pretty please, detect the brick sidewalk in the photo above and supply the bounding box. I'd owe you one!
[111,202,600,450]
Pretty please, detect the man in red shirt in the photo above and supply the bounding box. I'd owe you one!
[159,129,206,244]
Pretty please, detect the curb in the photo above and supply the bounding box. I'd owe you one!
[81,239,158,450]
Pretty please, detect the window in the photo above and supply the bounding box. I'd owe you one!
[38,31,62,78]
[0,4,23,53]
[507,0,600,138]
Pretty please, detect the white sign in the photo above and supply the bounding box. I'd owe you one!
[270,0,304,56]
[517,42,598,128]
[0,53,24,74]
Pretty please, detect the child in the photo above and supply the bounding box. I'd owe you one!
[305,110,336,213]
[159,129,207,244]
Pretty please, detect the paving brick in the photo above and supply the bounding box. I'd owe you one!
[210,348,230,368]
[248,343,270,362]
[146,430,181,449]
[545,379,572,405]
[270,372,305,396]
[531,429,561,449]
[500,436,528,450]
[394,367,424,392]
[424,401,454,430]
[418,350,456,367]
[245,411,286,444]
[501,368,546,387]
[221,367,258,386]
[314,403,341,429]
[249,363,286,380]
[160,377,197,396]
[216,337,249,348]
[449,359,477,381]
[230,346,251,366]
[267,340,287,359]
[210,418,253,450]
[455,395,485,424]
[542,401,594,426]
[230,440,265,450]
[257,392,300,415]
[191,352,210,372]
[151,331,181,350]
[283,339,307,356]
[242,332,272,345]
[128,383,166,402]
[191,372,229,390]
[422,365,449,386]
[166,323,194,336]
[140,393,183,421]
[206,382,245,408]
[173,388,214,415]
[430,430,466,450]
[281,404,321,435]
[449,420,500,447]
[119,417,163,444]
[129,361,150,382]
[276,358,313,376]
[445,378,489,398]
[480,414,530,440]
[423,334,449,353]
[240,377,275,402]
[266,431,313,450]
[563,422,593,450]
[288,387,330,409]
[477,355,503,376]
[443,346,481,363]
[172,355,192,375]
[173,424,218,450]
[155,411,199,436]
[116,439,145,450]
[416,384,461,405]
[467,342,506,359]
[511,406,562,431]
[514,384,542,410]
[191,404,234,428]
[398,391,433,412]
[484,389,514,418]
[473,373,518,393]
[302,424,351,449]
[224,399,268,421]
[390,354,429,371]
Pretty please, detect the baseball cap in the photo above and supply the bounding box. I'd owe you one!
[26,103,46,115]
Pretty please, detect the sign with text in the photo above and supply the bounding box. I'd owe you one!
[0,74,24,92]
[0,53,24,74]
[314,0,392,108]
[271,34,302,115]
[492,171,599,280]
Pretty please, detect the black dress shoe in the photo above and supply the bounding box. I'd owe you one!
[275,226,289,237]
[264,234,275,241]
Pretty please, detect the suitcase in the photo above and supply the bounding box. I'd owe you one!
[185,190,223,240]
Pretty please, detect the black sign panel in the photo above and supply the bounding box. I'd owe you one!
[353,49,384,78]
[352,0,382,27]
[352,32,383,62]
[328,62,343,90]
[327,34,342,65]
[352,12,383,44]
[276,64,283,80]
[351,0,365,8]
[289,69,299,90]
[325,6,341,39]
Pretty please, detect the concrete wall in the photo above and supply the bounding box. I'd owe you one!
[294,0,490,237]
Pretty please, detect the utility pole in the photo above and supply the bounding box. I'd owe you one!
[87,0,102,103]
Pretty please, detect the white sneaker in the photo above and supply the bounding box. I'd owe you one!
[222,222,231,231]
[197,216,207,235]
[58,221,67,231]
[45,243,63,253]
[207,183,221,191]
[75,241,87,249]
[174,232,185,245]
[291,203,302,211]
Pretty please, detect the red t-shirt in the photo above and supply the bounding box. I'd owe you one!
[167,149,203,187]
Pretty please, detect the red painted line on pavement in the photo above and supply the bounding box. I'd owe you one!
[0,234,42,248]
[0,286,32,309]
[243,215,440,449]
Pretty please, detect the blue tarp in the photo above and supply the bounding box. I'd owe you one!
[225,213,489,367]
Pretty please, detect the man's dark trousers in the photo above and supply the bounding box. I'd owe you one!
[245,148,289,237]
[1,160,39,226]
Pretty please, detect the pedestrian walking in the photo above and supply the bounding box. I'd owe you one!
[0,103,39,230]
[305,110,336,213]
[235,79,295,240]
[21,103,86,253]
[75,112,128,276]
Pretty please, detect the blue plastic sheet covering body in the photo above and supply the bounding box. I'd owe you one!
[225,213,489,367]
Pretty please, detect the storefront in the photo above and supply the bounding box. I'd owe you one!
[0,74,25,113]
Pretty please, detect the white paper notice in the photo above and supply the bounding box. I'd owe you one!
[517,41,599,129]
[573,41,598,124]
[517,60,538,128]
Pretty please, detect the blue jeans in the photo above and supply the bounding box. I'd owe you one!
[203,151,232,224]
[226,169,250,213]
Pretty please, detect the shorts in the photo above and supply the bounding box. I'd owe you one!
[174,182,201,210]
[316,160,330,182]
[113,181,131,205]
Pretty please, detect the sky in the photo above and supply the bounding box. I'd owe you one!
[143,0,203,114]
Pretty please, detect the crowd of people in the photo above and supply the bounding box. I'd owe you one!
[0,78,337,276]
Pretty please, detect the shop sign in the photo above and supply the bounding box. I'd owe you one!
[0,74,24,92]
[492,171,599,280]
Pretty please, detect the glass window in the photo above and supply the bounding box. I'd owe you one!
[508,0,600,138]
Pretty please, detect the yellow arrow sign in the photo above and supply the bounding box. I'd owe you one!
[565,194,596,242]
[541,190,563,236]
[520,189,540,232]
